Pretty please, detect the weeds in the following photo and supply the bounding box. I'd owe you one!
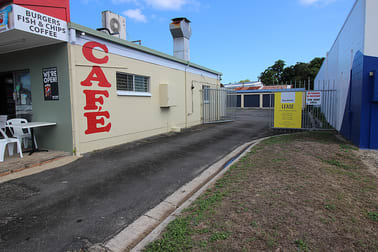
[325,204,336,211]
[250,221,258,228]
[295,239,309,251]
[209,232,230,242]
[266,236,277,247]
[144,218,193,252]
[340,144,358,152]
[145,171,232,251]
[198,240,207,248]
[324,159,354,170]
[367,212,378,222]
[272,158,288,163]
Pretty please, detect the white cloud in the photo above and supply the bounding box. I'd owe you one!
[299,0,337,6]
[300,0,319,4]
[144,0,188,10]
[123,8,147,22]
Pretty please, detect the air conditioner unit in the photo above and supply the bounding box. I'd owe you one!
[101,10,126,40]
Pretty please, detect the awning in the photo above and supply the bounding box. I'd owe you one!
[0,29,65,54]
[0,4,68,55]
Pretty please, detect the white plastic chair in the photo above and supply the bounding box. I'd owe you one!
[0,115,7,131]
[0,128,23,162]
[6,118,37,149]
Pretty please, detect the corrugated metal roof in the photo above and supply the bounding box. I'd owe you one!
[260,85,291,90]
[223,81,262,88]
[235,86,261,91]
[236,87,305,93]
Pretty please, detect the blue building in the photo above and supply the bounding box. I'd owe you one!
[315,0,378,149]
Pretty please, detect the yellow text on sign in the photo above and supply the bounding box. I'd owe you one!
[274,92,303,129]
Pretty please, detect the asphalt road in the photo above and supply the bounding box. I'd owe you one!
[0,109,273,252]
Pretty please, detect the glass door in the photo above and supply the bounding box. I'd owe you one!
[13,71,32,121]
[0,72,15,118]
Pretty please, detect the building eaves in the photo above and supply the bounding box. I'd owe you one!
[68,22,222,76]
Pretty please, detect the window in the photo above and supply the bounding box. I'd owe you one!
[0,70,32,121]
[116,72,150,96]
[203,85,210,103]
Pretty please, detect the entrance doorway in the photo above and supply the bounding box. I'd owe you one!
[0,70,32,121]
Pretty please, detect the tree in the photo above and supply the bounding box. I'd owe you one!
[308,57,325,80]
[293,62,310,81]
[259,60,286,84]
[239,79,251,84]
[259,57,325,87]
[281,65,295,82]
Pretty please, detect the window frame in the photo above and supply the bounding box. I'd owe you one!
[116,72,151,97]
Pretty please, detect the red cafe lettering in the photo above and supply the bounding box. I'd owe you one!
[81,41,112,135]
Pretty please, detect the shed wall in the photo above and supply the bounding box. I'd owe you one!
[315,0,366,131]
[364,0,378,57]
[315,0,378,148]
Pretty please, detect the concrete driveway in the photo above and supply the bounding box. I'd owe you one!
[0,109,273,252]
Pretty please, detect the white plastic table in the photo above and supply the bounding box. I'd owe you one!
[21,122,57,155]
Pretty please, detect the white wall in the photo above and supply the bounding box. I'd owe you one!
[364,0,378,57]
[315,0,366,130]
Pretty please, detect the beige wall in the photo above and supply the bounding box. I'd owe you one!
[185,73,220,127]
[68,44,219,154]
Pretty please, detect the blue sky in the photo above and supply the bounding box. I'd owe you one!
[70,0,355,83]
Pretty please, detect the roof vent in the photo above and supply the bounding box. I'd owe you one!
[169,17,192,61]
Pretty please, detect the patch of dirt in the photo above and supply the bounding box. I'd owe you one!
[356,149,378,178]
[163,132,378,251]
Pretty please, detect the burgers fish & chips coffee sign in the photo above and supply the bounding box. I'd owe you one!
[0,4,68,41]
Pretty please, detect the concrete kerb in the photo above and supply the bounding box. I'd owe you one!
[102,136,272,252]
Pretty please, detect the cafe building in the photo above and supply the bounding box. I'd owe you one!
[0,0,222,155]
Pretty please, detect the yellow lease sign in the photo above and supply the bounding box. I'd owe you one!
[274,92,303,129]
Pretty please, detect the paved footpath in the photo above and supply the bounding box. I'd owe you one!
[0,110,273,252]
